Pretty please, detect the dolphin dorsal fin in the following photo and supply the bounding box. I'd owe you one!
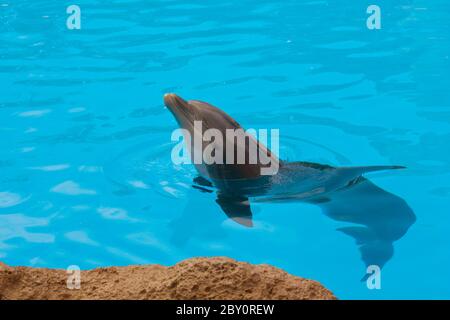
[336,165,406,179]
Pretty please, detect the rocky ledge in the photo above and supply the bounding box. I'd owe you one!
[0,257,335,300]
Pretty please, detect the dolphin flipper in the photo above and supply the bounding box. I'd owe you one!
[216,193,253,227]
[193,175,213,187]
[192,175,214,193]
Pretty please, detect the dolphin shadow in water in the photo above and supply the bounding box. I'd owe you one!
[191,173,416,273]
[306,176,415,273]
[164,93,416,275]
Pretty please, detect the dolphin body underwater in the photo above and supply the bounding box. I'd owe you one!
[164,93,416,272]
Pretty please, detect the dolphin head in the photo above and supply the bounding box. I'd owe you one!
[164,93,280,181]
[164,93,242,134]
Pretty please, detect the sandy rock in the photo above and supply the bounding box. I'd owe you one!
[0,262,11,271]
[0,257,336,300]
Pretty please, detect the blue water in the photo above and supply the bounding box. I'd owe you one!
[1,1,449,299]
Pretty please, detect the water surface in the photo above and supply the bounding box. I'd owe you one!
[1,0,449,299]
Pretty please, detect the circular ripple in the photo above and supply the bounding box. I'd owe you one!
[105,137,198,199]
[105,133,350,200]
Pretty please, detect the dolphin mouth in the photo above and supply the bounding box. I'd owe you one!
[163,93,193,121]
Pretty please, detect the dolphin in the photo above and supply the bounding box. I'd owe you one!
[164,93,416,272]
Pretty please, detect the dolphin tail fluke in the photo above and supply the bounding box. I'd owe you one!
[216,194,253,227]
[338,226,394,279]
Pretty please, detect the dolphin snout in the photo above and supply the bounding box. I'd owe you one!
[164,93,192,121]
[164,93,187,109]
